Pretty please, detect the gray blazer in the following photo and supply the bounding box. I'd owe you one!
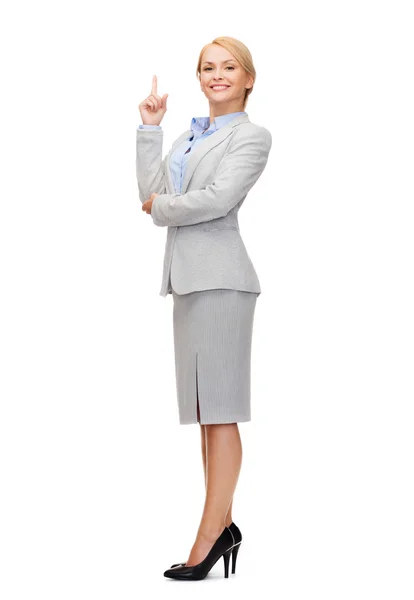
[136,113,272,297]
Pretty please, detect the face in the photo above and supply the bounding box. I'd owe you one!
[199,45,253,111]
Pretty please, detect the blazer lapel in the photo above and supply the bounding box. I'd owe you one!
[165,113,250,195]
[164,130,192,193]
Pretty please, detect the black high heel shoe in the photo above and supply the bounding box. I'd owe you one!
[163,527,234,580]
[170,521,242,575]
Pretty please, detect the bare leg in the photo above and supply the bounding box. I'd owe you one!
[186,423,242,566]
[200,424,233,527]
[197,359,234,526]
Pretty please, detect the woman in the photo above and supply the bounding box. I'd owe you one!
[136,36,272,580]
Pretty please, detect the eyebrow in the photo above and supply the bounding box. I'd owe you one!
[202,60,237,65]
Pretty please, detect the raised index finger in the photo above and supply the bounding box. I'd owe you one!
[151,75,157,96]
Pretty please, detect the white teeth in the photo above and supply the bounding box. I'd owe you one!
[212,86,228,90]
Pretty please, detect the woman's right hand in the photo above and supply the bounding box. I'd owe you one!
[138,75,168,126]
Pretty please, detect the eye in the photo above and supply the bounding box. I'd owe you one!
[203,66,234,71]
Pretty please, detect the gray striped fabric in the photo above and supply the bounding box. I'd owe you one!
[172,289,258,425]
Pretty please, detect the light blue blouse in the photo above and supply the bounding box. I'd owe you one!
[138,112,246,193]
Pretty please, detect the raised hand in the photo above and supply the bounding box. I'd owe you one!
[138,75,168,126]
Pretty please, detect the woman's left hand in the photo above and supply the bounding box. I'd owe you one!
[142,192,158,215]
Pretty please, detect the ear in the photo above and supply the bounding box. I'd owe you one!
[246,75,254,90]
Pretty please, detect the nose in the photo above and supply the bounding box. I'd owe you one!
[212,69,226,79]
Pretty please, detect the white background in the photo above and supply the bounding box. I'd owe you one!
[0,1,413,598]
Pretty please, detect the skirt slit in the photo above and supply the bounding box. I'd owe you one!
[196,352,201,423]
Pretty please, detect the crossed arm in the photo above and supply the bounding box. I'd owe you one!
[136,126,272,228]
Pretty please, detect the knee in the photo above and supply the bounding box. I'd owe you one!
[205,422,237,432]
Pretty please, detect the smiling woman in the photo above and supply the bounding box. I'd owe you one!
[197,41,256,111]
[136,35,271,581]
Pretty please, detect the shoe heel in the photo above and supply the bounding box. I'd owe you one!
[222,548,232,578]
[231,542,241,574]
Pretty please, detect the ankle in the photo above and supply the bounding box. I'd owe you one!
[197,525,226,542]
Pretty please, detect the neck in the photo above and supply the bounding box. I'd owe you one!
[209,103,245,123]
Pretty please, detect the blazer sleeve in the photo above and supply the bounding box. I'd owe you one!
[150,127,272,227]
[136,127,167,203]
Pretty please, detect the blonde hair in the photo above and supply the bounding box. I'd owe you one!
[196,36,256,110]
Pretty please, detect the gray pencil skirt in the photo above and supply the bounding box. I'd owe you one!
[171,288,259,425]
